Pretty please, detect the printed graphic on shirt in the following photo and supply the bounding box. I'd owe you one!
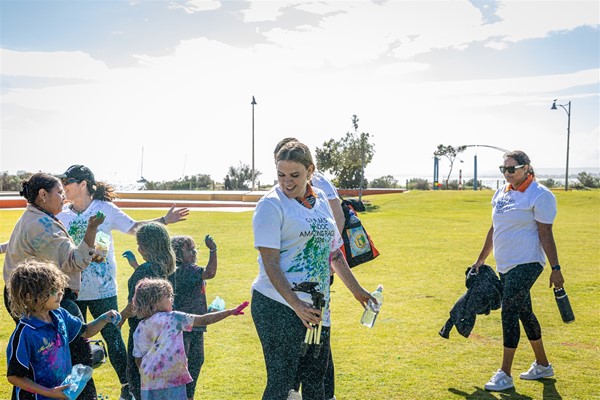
[494,195,515,214]
[66,216,113,298]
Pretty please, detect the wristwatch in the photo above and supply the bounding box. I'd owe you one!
[551,265,561,271]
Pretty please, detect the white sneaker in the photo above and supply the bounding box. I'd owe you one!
[484,369,514,391]
[519,361,554,380]
[287,389,302,400]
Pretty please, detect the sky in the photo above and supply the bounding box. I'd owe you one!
[1,0,599,187]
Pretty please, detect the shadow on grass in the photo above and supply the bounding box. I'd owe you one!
[448,379,562,399]
[448,386,531,399]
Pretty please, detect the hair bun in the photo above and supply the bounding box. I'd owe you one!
[20,182,30,198]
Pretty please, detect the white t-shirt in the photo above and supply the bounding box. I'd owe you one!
[491,180,557,273]
[311,171,339,201]
[57,200,135,300]
[252,185,343,326]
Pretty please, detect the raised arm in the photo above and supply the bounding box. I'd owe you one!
[127,204,190,234]
[203,235,218,280]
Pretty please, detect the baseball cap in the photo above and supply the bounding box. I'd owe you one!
[57,164,96,184]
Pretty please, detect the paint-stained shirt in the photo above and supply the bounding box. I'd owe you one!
[132,311,194,391]
[6,308,83,400]
[58,200,135,300]
[171,264,208,332]
[252,185,342,326]
[3,205,94,291]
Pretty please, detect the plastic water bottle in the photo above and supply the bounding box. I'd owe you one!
[554,287,575,323]
[360,284,384,328]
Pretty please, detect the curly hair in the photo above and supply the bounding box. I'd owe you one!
[8,258,69,319]
[171,235,195,266]
[136,222,175,277]
[132,278,173,319]
[20,173,60,204]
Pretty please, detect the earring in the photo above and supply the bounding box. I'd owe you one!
[43,197,47,202]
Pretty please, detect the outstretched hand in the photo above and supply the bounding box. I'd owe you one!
[231,301,249,316]
[164,204,190,225]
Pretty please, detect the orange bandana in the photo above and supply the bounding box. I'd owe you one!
[296,184,319,209]
[506,174,534,192]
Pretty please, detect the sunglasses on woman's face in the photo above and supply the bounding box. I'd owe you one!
[62,178,80,185]
[499,165,525,174]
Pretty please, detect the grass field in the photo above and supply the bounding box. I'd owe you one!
[1,190,599,399]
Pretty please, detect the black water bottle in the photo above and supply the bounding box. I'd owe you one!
[554,287,575,323]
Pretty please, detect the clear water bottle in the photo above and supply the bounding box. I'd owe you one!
[554,287,575,323]
[360,284,383,328]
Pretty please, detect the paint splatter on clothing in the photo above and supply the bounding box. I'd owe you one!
[133,311,195,391]
[57,200,135,300]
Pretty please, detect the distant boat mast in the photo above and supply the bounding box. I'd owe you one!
[137,146,147,183]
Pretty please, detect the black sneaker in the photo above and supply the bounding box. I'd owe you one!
[119,385,135,400]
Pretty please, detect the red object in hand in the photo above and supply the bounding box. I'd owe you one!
[232,301,250,315]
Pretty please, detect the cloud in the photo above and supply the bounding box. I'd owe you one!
[168,0,222,14]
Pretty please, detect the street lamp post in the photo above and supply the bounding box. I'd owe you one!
[551,99,572,191]
[251,96,257,191]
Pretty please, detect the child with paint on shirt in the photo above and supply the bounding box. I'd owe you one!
[131,278,248,400]
[170,234,218,400]
[6,259,120,400]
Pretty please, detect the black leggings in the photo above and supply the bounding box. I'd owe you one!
[252,290,330,400]
[77,296,128,385]
[500,263,544,349]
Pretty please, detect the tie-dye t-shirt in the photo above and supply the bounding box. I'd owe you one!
[57,200,135,300]
[252,185,343,327]
[132,311,195,391]
[6,308,83,400]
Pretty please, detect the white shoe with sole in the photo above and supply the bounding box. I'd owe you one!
[484,369,514,391]
[520,361,554,380]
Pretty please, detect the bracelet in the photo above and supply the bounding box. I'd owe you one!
[210,248,217,253]
[160,216,167,225]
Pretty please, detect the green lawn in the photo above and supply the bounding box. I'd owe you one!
[1,190,599,399]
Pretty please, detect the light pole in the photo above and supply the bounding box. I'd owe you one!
[251,96,257,191]
[551,99,571,191]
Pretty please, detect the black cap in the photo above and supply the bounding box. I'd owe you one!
[57,165,96,184]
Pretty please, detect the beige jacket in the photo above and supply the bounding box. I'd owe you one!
[3,204,94,291]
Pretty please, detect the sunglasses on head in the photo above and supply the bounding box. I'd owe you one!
[62,178,80,185]
[499,165,525,174]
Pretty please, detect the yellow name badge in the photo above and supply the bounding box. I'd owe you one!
[347,226,372,257]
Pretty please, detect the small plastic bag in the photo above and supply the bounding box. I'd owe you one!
[92,231,110,263]
[208,296,225,312]
[61,364,93,399]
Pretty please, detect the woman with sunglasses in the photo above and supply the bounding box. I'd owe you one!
[56,164,189,400]
[2,172,106,399]
[471,150,565,392]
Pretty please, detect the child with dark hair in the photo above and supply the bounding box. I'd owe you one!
[131,278,248,400]
[170,234,218,400]
[6,259,120,400]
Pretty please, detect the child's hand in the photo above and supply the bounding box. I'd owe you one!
[101,310,122,325]
[205,234,217,251]
[49,384,70,399]
[122,250,139,269]
[231,301,249,316]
